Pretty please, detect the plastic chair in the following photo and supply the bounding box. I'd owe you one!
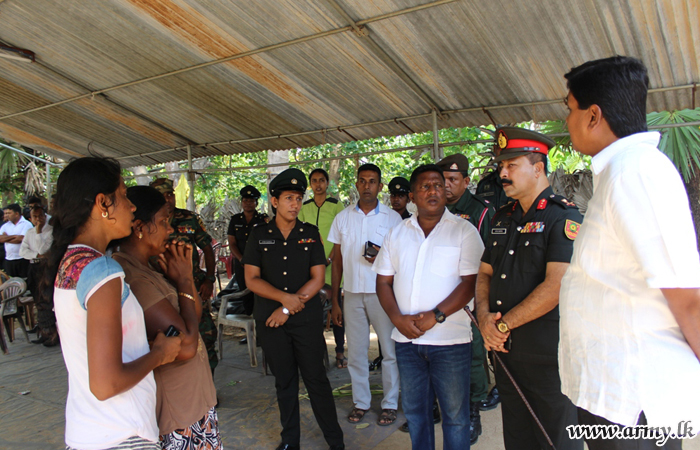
[216,288,257,368]
[0,278,29,354]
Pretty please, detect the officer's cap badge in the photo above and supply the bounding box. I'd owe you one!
[291,178,298,185]
[450,163,458,170]
[396,184,400,189]
[497,130,508,149]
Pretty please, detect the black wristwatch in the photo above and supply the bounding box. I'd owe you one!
[432,307,446,324]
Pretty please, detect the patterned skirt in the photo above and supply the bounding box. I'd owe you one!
[66,435,159,450]
[159,407,222,450]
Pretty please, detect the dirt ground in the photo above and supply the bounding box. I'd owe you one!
[1,322,697,450]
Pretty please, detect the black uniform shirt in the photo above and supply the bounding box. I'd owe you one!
[242,218,326,323]
[481,186,583,362]
[227,212,268,255]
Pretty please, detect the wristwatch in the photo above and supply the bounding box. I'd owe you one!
[432,307,446,324]
[496,319,510,333]
[282,307,290,315]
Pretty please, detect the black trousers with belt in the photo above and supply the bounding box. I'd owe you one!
[257,309,343,447]
[495,352,583,450]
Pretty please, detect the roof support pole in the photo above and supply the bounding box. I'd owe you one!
[431,109,443,161]
[45,162,51,199]
[187,145,195,211]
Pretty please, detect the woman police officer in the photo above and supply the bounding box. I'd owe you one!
[242,168,344,450]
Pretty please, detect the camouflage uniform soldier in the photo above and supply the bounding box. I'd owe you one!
[151,178,219,373]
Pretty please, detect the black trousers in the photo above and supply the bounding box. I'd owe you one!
[4,258,29,278]
[578,408,682,450]
[495,352,583,450]
[257,314,343,447]
[27,262,56,330]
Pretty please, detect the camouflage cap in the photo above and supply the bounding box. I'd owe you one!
[388,176,411,195]
[436,153,469,174]
[240,185,262,200]
[150,178,174,194]
[494,126,555,163]
[269,168,307,196]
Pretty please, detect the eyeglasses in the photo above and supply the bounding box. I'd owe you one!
[416,182,445,192]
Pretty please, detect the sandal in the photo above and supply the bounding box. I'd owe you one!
[377,409,397,426]
[335,356,348,369]
[347,407,368,423]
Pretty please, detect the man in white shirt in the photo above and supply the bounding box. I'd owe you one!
[560,56,700,449]
[374,164,484,449]
[0,203,33,277]
[20,206,56,344]
[328,163,403,426]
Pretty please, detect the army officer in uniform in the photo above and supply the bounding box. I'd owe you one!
[243,168,344,450]
[227,185,268,316]
[475,127,583,450]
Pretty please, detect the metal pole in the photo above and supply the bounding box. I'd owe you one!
[45,162,51,200]
[186,145,195,211]
[432,109,440,161]
[0,142,63,167]
[114,85,700,162]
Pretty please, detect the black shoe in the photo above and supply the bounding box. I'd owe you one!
[433,400,441,424]
[369,355,383,371]
[329,444,345,450]
[470,402,482,445]
[399,421,409,432]
[43,334,60,347]
[31,336,48,345]
[239,337,248,345]
[478,386,501,411]
[275,444,300,450]
[28,325,39,334]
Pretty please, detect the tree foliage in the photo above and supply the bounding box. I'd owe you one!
[647,108,700,182]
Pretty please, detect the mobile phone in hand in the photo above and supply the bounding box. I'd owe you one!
[165,325,180,337]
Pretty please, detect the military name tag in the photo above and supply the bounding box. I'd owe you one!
[259,240,275,244]
[491,228,507,234]
[235,224,244,227]
[521,222,545,233]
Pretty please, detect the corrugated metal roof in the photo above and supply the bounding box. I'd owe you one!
[0,0,697,167]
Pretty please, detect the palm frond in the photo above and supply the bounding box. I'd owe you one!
[651,109,700,182]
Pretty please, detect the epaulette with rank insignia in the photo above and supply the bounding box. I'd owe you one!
[547,194,578,209]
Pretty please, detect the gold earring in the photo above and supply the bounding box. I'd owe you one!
[101,211,108,218]
[138,232,143,239]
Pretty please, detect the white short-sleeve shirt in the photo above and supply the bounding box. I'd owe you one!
[373,208,484,345]
[328,201,402,294]
[0,216,33,260]
[559,132,700,429]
